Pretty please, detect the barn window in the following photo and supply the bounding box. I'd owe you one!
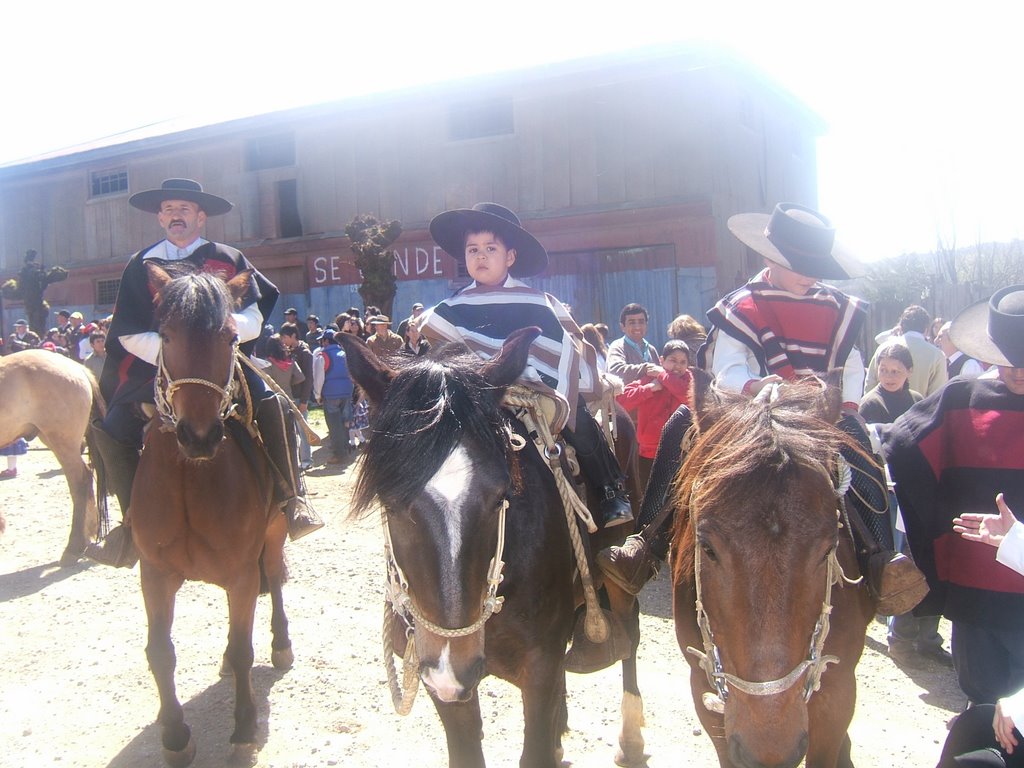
[90,169,129,198]
[246,133,296,171]
[96,278,120,306]
[448,98,514,141]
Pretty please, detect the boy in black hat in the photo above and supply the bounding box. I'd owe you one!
[86,179,322,567]
[418,202,632,528]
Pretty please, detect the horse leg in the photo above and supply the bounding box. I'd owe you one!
[431,695,486,768]
[55,446,94,567]
[263,516,293,669]
[520,651,568,768]
[140,562,194,766]
[224,568,261,750]
[615,599,646,767]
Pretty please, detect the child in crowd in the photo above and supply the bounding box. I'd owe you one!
[417,202,632,527]
[616,340,692,492]
[0,438,27,479]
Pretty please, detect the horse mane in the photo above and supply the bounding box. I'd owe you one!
[672,382,862,582]
[155,272,233,333]
[350,346,517,520]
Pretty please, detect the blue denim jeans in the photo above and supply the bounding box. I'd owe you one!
[322,398,351,456]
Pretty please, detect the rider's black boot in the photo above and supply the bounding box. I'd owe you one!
[255,394,324,541]
[83,424,140,568]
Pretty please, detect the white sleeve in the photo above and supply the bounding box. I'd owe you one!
[961,358,985,378]
[710,332,761,394]
[1003,686,1024,729]
[312,353,325,400]
[120,332,161,365]
[996,521,1024,577]
[232,303,264,344]
[842,347,866,404]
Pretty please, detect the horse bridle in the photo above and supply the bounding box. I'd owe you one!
[685,456,859,713]
[154,340,241,428]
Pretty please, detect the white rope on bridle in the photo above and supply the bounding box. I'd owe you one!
[154,341,241,429]
[685,457,860,714]
[380,498,509,715]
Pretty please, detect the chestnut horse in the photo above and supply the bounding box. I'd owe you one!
[0,348,102,565]
[341,328,645,768]
[131,265,292,766]
[673,373,873,768]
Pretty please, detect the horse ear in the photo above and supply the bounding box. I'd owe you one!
[146,262,172,299]
[481,327,541,390]
[337,332,395,407]
[225,269,255,309]
[814,368,844,424]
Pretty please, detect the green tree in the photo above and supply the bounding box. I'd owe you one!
[344,215,403,318]
[2,249,68,334]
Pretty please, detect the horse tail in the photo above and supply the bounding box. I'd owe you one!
[84,376,111,536]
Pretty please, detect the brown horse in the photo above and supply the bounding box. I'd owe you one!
[341,328,645,768]
[130,264,292,767]
[0,349,102,565]
[672,373,873,768]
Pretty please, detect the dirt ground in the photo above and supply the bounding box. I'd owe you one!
[0,414,967,768]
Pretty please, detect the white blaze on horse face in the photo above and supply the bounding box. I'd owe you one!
[425,445,474,562]
[422,641,464,702]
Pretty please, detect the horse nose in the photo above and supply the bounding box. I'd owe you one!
[420,645,485,703]
[175,420,224,460]
[728,731,807,768]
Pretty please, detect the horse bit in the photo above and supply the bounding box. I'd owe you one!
[154,340,242,429]
[686,455,860,714]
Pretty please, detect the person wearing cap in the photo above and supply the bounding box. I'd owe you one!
[418,202,633,529]
[599,203,926,615]
[311,328,353,463]
[884,285,1024,707]
[4,319,40,354]
[86,179,322,568]
[365,315,403,357]
[64,311,89,363]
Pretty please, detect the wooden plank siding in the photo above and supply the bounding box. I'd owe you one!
[0,49,823,335]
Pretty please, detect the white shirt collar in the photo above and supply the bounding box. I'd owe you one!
[144,238,208,261]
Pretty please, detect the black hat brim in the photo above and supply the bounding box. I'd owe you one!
[430,209,548,278]
[727,212,863,280]
[129,189,233,217]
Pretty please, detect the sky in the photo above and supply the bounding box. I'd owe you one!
[4,2,1023,263]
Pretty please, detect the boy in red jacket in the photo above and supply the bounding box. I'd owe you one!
[616,340,691,493]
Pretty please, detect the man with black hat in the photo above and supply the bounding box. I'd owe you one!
[599,203,926,616]
[4,319,40,354]
[884,285,1024,706]
[418,202,632,530]
[86,179,322,568]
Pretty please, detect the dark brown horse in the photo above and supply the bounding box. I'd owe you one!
[672,373,873,768]
[131,264,292,767]
[341,328,645,768]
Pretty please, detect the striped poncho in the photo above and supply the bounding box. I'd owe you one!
[418,276,599,431]
[700,268,867,381]
[883,376,1024,628]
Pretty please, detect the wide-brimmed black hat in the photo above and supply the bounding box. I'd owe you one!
[129,178,233,216]
[949,285,1024,367]
[429,203,548,278]
[727,203,863,281]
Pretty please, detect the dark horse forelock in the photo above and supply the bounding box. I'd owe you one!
[350,348,515,519]
[155,272,234,334]
[672,383,861,582]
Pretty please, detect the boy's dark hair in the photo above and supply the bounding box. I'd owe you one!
[898,305,931,334]
[279,323,301,338]
[89,331,106,343]
[463,229,508,249]
[662,339,690,358]
[619,303,649,325]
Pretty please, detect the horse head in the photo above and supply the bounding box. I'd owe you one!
[342,327,540,703]
[148,262,253,460]
[674,376,856,768]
